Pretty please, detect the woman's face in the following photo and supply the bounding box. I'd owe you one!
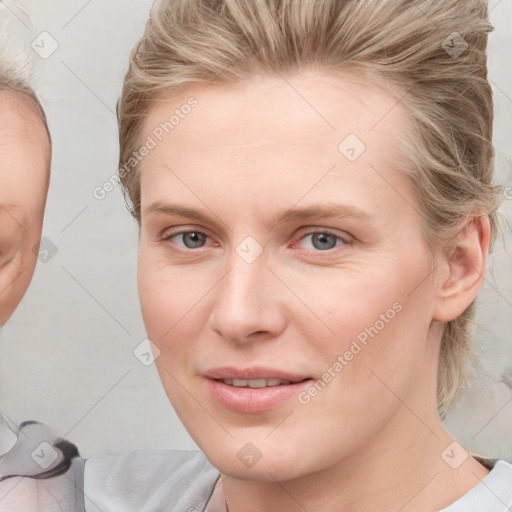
[137,69,445,480]
[0,91,49,326]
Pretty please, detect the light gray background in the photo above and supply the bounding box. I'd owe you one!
[0,0,511,459]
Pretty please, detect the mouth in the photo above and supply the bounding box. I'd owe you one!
[203,366,311,383]
[203,367,314,413]
[216,378,310,388]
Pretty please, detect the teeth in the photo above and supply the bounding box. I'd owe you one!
[222,378,292,388]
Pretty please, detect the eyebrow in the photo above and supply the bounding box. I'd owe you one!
[144,201,373,229]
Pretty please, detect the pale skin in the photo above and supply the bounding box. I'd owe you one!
[137,69,491,511]
[0,90,49,326]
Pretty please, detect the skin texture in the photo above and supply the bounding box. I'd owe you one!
[137,69,491,512]
[0,90,50,326]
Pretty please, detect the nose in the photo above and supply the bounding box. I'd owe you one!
[207,246,286,345]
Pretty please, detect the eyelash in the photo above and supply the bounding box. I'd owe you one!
[160,228,352,255]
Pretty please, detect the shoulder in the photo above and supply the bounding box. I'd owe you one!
[486,458,512,482]
[441,458,512,511]
[0,420,86,512]
[84,448,220,511]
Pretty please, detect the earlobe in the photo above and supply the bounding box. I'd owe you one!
[432,214,490,323]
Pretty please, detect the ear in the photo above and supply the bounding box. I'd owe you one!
[432,214,491,323]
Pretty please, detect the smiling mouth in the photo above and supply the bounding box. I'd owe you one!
[206,375,314,413]
[216,378,311,388]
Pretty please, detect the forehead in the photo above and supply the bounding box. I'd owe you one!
[0,90,50,176]
[0,91,50,207]
[139,69,415,220]
[0,90,48,145]
[149,69,407,142]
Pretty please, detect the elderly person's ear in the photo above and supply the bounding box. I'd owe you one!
[0,90,50,326]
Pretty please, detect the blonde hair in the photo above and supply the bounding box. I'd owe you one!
[117,0,503,419]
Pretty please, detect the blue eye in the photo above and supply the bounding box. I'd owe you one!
[162,228,349,254]
[297,231,345,252]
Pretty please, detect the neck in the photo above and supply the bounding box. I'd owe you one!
[221,406,489,512]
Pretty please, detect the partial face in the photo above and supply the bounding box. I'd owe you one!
[0,91,50,325]
[137,70,442,480]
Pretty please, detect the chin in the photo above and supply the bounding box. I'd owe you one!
[210,454,305,482]
[196,435,323,483]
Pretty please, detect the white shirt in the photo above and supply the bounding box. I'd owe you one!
[440,459,512,511]
[1,421,512,511]
[83,450,512,512]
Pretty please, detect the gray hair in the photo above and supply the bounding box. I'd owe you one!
[0,0,51,144]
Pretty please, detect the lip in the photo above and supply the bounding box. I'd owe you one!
[203,366,311,382]
[203,367,313,413]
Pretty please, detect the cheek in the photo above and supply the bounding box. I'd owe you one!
[327,277,434,407]
[285,263,405,345]
[137,251,212,359]
[298,255,434,378]
[137,256,197,407]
